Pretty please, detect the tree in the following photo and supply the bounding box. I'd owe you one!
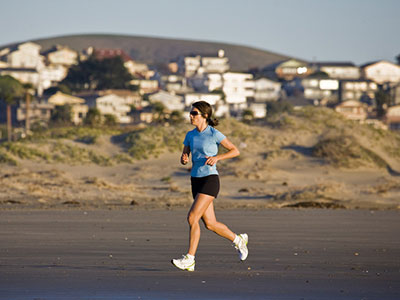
[51,105,73,125]
[22,83,35,133]
[103,114,117,127]
[84,107,102,126]
[396,54,400,65]
[242,109,254,124]
[150,101,167,123]
[43,84,71,96]
[170,110,184,124]
[375,90,392,118]
[0,75,24,141]
[61,55,133,92]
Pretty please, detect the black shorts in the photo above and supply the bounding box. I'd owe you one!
[191,175,220,199]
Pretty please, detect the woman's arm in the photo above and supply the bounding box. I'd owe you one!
[181,145,191,165]
[205,138,240,166]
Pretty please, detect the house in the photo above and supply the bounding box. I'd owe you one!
[189,71,254,112]
[339,80,378,103]
[0,65,67,96]
[262,59,311,81]
[130,79,159,94]
[384,105,400,130]
[177,50,229,77]
[148,91,184,111]
[124,60,152,78]
[79,91,133,124]
[222,72,254,108]
[98,89,142,107]
[131,106,154,124]
[41,45,78,66]
[0,67,40,89]
[361,60,400,84]
[0,42,44,69]
[184,93,223,107]
[253,77,281,102]
[335,100,368,121]
[0,42,70,95]
[161,74,192,93]
[40,64,69,91]
[302,74,339,105]
[248,102,267,119]
[46,92,88,125]
[16,101,54,126]
[312,62,360,80]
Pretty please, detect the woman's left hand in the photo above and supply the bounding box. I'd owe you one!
[205,156,219,166]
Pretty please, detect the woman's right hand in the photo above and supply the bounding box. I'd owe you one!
[181,153,189,165]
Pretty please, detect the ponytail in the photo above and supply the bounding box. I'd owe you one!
[208,117,219,127]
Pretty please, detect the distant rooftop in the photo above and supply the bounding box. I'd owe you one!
[314,61,356,67]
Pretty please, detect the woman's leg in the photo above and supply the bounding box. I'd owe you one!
[187,193,214,256]
[201,201,236,242]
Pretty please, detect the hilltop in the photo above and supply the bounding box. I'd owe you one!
[3,33,292,71]
[1,106,400,210]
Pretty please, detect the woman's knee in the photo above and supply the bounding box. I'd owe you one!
[204,221,217,232]
[187,212,199,226]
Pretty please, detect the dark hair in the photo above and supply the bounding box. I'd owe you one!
[192,101,219,127]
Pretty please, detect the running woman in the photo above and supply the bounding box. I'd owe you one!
[171,101,248,272]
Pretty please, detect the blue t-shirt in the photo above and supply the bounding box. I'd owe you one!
[183,126,226,177]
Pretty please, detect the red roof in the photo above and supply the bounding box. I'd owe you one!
[94,48,132,62]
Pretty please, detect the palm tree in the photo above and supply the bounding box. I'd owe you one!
[22,83,35,133]
[0,75,24,142]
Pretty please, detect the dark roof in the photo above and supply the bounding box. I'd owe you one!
[360,61,379,68]
[40,45,75,56]
[0,67,37,72]
[314,61,356,67]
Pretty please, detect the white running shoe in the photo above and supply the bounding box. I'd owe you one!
[234,233,249,261]
[171,255,195,271]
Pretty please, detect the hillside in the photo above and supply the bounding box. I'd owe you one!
[4,33,292,71]
[1,107,400,210]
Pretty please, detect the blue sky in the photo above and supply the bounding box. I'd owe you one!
[1,0,399,65]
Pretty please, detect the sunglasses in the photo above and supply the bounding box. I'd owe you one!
[189,111,200,116]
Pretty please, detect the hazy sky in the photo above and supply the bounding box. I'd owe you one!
[1,0,399,65]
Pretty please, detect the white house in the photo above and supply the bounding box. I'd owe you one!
[313,62,360,80]
[222,72,254,106]
[248,103,267,119]
[339,80,378,102]
[42,45,78,66]
[46,92,88,125]
[254,77,281,102]
[40,64,69,91]
[302,76,339,104]
[263,59,310,81]
[81,92,133,124]
[200,50,230,74]
[130,79,159,94]
[361,60,400,84]
[148,90,184,111]
[177,50,229,77]
[184,93,223,107]
[0,42,45,69]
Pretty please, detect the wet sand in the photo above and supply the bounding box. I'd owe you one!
[0,209,399,299]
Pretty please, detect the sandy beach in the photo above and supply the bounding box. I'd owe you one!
[1,209,399,299]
